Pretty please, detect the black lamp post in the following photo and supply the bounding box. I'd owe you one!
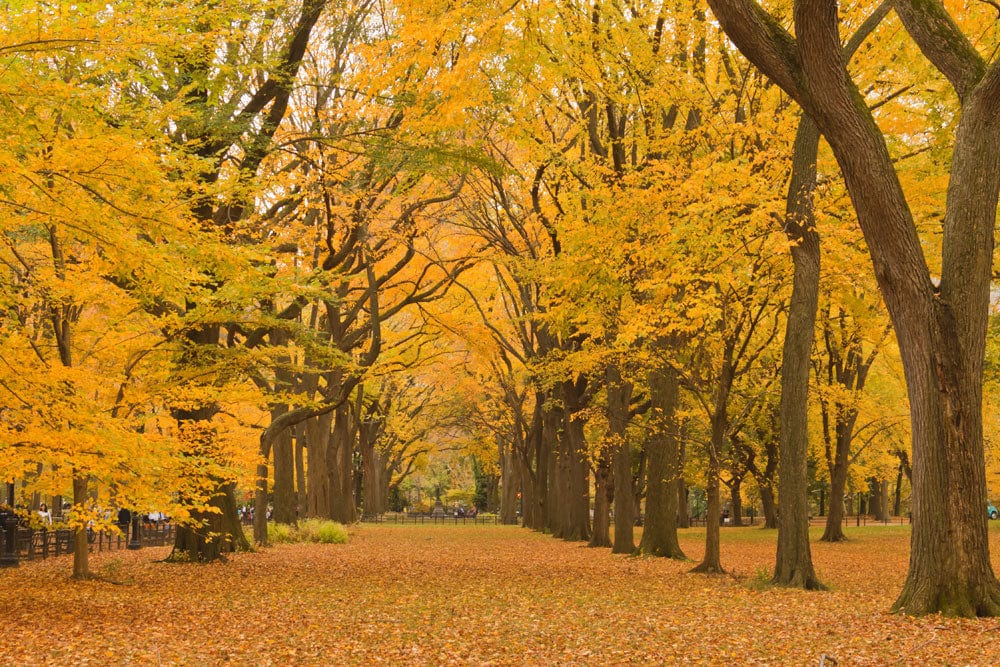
[127,513,142,550]
[0,516,19,567]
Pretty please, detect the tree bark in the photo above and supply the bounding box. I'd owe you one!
[328,401,357,523]
[295,423,307,518]
[773,113,824,589]
[589,453,612,548]
[608,364,635,554]
[640,364,685,558]
[821,443,848,542]
[692,446,723,574]
[272,411,296,523]
[305,412,333,518]
[760,484,777,529]
[706,0,1000,613]
[71,474,89,580]
[559,379,591,542]
[500,443,521,524]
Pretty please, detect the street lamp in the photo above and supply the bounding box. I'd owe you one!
[0,512,19,567]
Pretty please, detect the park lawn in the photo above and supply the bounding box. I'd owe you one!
[3,523,1000,665]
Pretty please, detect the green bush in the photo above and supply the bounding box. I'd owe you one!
[265,519,348,545]
[308,519,348,544]
[268,522,297,544]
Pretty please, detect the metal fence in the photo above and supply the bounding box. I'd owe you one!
[361,513,500,525]
[0,523,175,562]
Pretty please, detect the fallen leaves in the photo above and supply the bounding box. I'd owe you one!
[1,524,999,664]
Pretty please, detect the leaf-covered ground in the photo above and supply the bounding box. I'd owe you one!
[4,523,1000,665]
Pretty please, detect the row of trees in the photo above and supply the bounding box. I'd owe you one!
[2,0,1000,616]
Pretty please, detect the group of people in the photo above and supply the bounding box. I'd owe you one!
[237,505,272,525]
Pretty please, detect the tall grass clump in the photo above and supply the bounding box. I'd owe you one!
[297,518,348,544]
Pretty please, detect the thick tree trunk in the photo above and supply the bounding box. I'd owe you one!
[272,413,296,524]
[171,403,250,561]
[560,379,591,542]
[500,444,521,525]
[874,479,889,522]
[359,426,384,518]
[760,484,777,530]
[589,455,612,548]
[640,364,685,558]
[328,402,357,523]
[171,482,250,562]
[71,474,89,580]
[729,476,743,527]
[608,364,635,554]
[546,396,567,537]
[773,114,824,590]
[305,412,333,518]
[821,451,848,542]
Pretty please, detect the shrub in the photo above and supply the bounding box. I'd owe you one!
[268,522,297,544]
[265,519,348,545]
[296,518,348,544]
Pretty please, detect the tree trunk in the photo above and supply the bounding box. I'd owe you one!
[608,364,634,554]
[71,474,89,580]
[171,482,250,562]
[773,114,824,589]
[589,454,612,548]
[640,363,685,558]
[305,412,333,518]
[822,453,848,542]
[500,444,521,525]
[254,453,269,545]
[560,379,591,542]
[894,461,904,517]
[272,409,296,524]
[328,402,357,523]
[359,424,384,518]
[545,395,566,537]
[677,480,691,528]
[295,423,307,518]
[875,479,889,522]
[760,484,777,530]
[692,449,723,574]
[171,404,250,562]
[729,476,743,527]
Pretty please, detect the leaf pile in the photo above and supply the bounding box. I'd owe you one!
[3,524,1000,664]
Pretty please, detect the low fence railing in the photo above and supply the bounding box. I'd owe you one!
[0,523,175,562]
[361,512,500,525]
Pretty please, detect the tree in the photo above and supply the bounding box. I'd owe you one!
[705,1,1000,615]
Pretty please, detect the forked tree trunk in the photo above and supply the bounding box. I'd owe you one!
[640,364,685,558]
